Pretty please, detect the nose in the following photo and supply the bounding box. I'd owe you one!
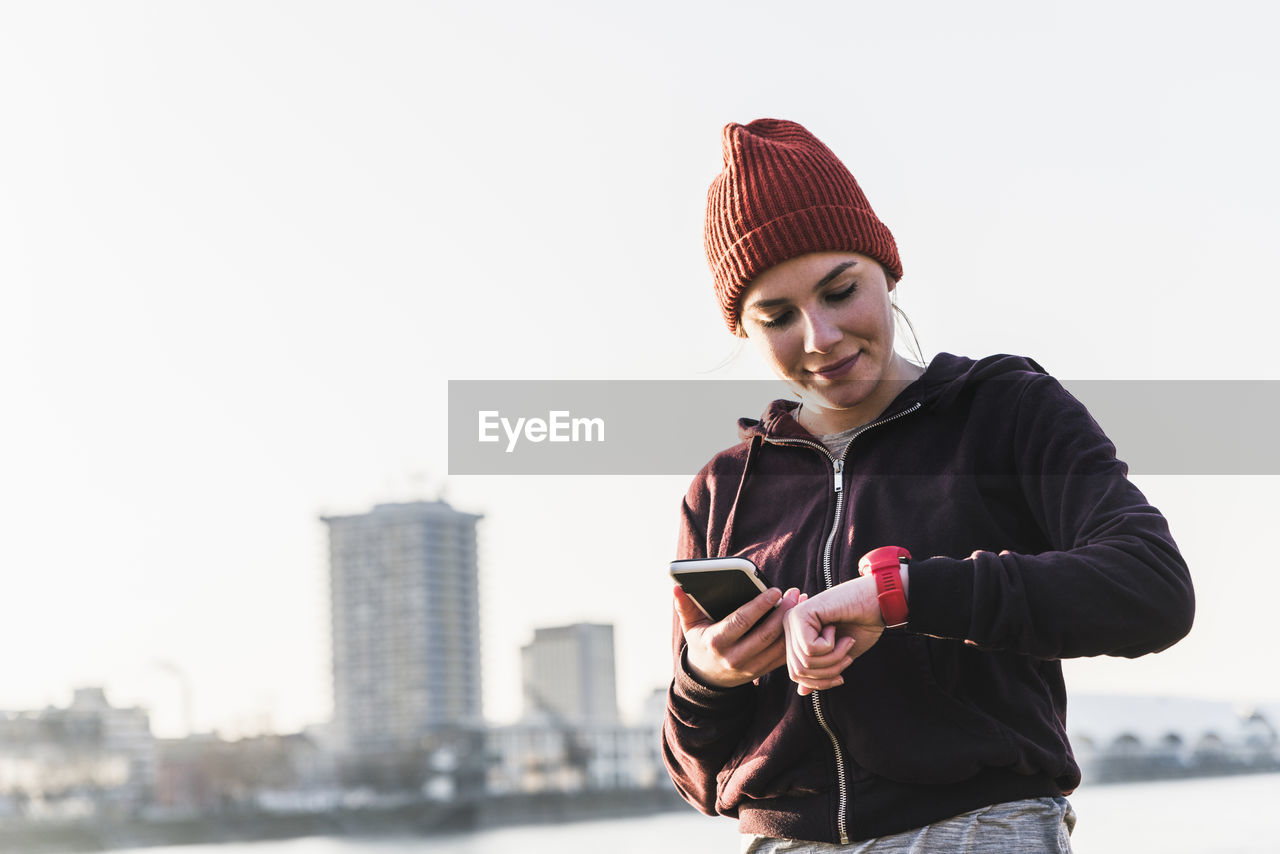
[803,310,841,354]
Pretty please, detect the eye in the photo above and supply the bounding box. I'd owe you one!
[758,311,793,329]
[825,283,857,303]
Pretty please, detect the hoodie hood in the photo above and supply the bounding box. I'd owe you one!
[737,352,1048,442]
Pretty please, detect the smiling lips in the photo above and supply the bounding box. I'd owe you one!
[809,351,861,380]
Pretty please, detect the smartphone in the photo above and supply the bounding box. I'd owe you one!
[669,556,769,622]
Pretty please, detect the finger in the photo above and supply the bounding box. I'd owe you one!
[776,588,802,611]
[673,586,712,633]
[796,668,847,687]
[795,623,835,657]
[784,606,824,662]
[789,642,854,679]
[795,674,845,695]
[743,588,801,644]
[740,645,788,680]
[712,588,783,645]
[792,658,853,682]
[789,647,847,692]
[785,624,820,681]
[701,630,789,686]
[793,639,853,671]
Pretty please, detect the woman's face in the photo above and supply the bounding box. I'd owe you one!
[738,251,916,434]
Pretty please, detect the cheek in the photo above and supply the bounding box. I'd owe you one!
[747,330,798,370]
[853,301,894,340]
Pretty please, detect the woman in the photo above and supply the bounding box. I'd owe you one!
[661,119,1195,852]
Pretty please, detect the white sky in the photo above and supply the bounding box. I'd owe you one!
[2,1,1278,738]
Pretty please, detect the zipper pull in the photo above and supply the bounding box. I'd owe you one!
[832,459,844,494]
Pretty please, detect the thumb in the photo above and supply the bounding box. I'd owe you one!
[673,586,711,633]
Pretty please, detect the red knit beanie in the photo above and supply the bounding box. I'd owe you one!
[704,118,903,332]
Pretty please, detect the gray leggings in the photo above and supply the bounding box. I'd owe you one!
[742,797,1076,854]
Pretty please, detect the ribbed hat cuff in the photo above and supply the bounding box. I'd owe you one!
[712,205,902,331]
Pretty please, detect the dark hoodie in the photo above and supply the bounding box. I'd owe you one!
[662,353,1194,844]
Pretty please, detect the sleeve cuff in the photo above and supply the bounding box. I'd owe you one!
[906,556,976,640]
[670,645,756,713]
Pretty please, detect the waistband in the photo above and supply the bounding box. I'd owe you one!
[736,768,1064,844]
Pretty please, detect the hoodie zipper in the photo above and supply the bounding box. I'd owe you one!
[765,401,922,844]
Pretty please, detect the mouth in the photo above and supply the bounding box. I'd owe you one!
[809,352,860,380]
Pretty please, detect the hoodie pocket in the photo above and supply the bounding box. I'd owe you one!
[715,673,827,812]
[833,633,1018,785]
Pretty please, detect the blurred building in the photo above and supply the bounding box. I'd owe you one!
[488,623,658,795]
[521,623,619,727]
[151,731,338,816]
[0,687,156,820]
[324,501,483,752]
[486,723,665,794]
[1068,694,1280,781]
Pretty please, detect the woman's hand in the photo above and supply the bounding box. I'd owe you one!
[784,575,886,696]
[674,585,802,689]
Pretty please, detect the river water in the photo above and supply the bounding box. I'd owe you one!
[105,773,1280,854]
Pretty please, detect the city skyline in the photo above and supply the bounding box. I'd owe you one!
[4,1,1280,738]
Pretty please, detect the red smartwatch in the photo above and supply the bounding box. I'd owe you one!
[858,546,910,629]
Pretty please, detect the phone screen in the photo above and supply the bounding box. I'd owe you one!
[670,557,768,622]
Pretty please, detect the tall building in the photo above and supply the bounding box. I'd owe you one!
[324,500,482,751]
[521,623,619,727]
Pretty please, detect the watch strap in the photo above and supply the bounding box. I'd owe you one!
[858,546,910,628]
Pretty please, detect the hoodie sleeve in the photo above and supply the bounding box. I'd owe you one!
[661,481,759,817]
[907,374,1195,659]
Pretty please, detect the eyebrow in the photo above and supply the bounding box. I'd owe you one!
[746,260,859,311]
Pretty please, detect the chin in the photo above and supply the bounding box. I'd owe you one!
[809,384,877,408]
[806,395,872,414]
